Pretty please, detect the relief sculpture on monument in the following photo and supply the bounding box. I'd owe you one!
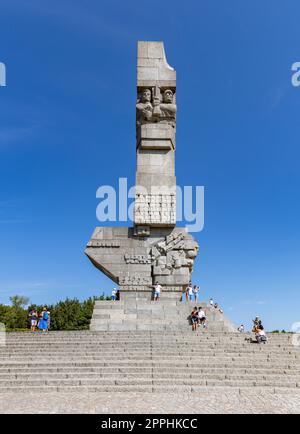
[85,41,199,300]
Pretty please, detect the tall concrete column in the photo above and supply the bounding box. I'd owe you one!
[85,41,199,300]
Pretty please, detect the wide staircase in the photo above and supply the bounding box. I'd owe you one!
[0,330,300,394]
[90,300,236,332]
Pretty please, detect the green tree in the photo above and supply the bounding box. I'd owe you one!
[1,295,30,329]
[10,295,29,309]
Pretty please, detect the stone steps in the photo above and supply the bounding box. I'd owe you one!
[1,385,299,395]
[1,367,299,374]
[0,372,299,381]
[0,378,298,387]
[1,330,299,395]
[1,352,297,358]
[0,386,299,395]
[5,331,291,338]
[2,350,296,356]
[90,300,236,332]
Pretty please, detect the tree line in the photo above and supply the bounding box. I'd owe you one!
[0,294,111,331]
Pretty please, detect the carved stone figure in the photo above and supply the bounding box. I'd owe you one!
[150,231,198,284]
[159,89,176,126]
[136,88,153,125]
[86,41,199,300]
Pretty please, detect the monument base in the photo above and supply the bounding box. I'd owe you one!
[120,290,181,302]
[89,299,236,332]
[85,226,199,292]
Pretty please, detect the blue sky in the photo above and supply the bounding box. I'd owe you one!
[0,0,300,331]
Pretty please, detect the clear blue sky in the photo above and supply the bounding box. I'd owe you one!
[0,0,300,331]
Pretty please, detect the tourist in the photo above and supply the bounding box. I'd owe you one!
[188,284,194,302]
[38,307,49,332]
[191,306,198,331]
[209,298,214,309]
[46,308,51,331]
[29,309,38,332]
[238,324,245,333]
[214,302,219,309]
[193,285,199,302]
[116,288,120,301]
[256,326,267,344]
[198,306,207,328]
[185,286,189,302]
[111,288,117,302]
[252,316,262,331]
[154,282,162,301]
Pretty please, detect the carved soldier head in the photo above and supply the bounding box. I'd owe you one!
[163,89,174,103]
[140,88,151,103]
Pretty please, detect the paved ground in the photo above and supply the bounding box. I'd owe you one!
[1,391,300,414]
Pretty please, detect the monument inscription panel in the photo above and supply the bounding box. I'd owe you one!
[85,42,199,299]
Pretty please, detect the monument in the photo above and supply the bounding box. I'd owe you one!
[85,41,199,301]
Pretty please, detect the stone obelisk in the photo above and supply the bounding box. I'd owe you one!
[85,41,199,300]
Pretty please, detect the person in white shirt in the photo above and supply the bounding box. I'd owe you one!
[238,324,245,333]
[154,282,162,301]
[209,298,214,309]
[198,307,206,328]
[256,326,267,344]
[188,285,194,302]
[111,288,117,301]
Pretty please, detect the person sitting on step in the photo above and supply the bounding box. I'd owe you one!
[191,306,198,331]
[255,325,267,344]
[252,316,262,331]
[197,306,207,329]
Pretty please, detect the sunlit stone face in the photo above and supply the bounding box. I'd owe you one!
[141,89,151,103]
[163,89,173,103]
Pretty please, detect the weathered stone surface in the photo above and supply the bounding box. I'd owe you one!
[85,41,199,304]
[85,226,198,291]
[135,42,177,226]
[1,332,300,414]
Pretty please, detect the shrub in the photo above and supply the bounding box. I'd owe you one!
[0,293,110,331]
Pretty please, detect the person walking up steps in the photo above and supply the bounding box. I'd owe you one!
[153,282,162,301]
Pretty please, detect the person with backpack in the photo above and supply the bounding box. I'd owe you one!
[38,307,49,332]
